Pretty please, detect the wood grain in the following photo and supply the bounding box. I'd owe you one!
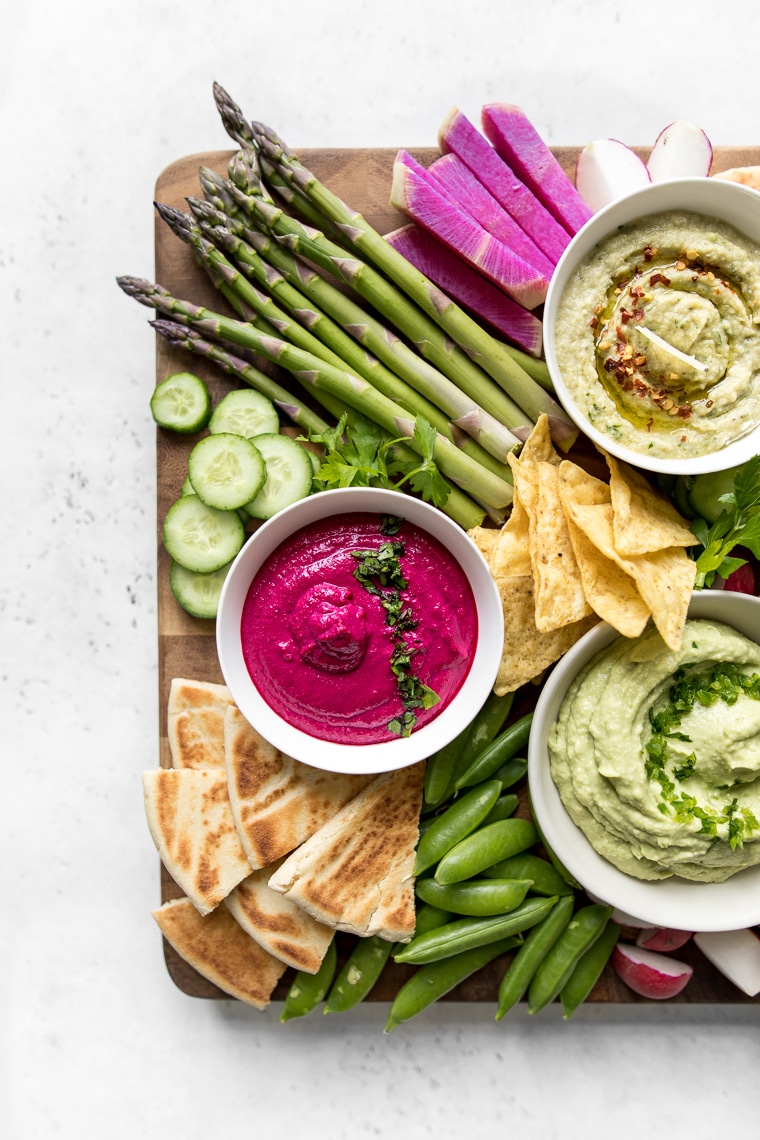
[151,145,760,1009]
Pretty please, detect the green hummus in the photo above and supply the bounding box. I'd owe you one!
[554,211,760,460]
[548,619,760,882]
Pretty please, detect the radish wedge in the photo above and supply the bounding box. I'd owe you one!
[575,140,651,212]
[385,224,543,357]
[647,120,713,181]
[612,943,693,999]
[438,107,571,264]
[481,103,593,236]
[427,153,555,277]
[694,930,760,996]
[390,150,550,311]
[636,927,693,953]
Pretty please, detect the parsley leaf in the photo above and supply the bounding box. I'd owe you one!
[692,455,760,587]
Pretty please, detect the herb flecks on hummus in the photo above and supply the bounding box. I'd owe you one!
[351,516,440,738]
[240,512,476,745]
[549,618,760,882]
[556,211,760,459]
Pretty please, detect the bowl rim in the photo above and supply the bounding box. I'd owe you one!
[543,175,760,477]
[216,486,504,775]
[528,589,760,932]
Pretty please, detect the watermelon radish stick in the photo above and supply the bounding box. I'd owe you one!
[439,107,572,265]
[575,139,651,212]
[427,153,556,277]
[390,150,550,311]
[385,224,544,363]
[647,120,713,181]
[481,103,593,236]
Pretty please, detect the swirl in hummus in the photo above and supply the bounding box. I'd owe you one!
[554,211,760,459]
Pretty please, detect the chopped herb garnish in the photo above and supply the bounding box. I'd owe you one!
[352,523,439,737]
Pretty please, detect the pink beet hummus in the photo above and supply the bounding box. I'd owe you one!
[240,512,477,744]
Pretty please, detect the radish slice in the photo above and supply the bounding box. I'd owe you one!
[694,929,760,996]
[636,927,693,952]
[575,140,651,212]
[612,943,693,999]
[647,120,713,181]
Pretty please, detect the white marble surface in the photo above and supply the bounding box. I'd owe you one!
[4,1,760,1135]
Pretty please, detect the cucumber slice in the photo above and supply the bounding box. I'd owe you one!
[180,475,195,496]
[208,388,279,438]
[169,559,232,620]
[150,372,211,433]
[244,433,313,520]
[187,433,267,511]
[163,495,245,573]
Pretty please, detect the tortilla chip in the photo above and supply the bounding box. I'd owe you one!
[604,452,699,555]
[467,525,499,566]
[225,859,334,974]
[519,413,561,468]
[268,763,425,943]
[167,678,235,769]
[142,768,252,915]
[224,707,372,870]
[153,897,286,1009]
[493,575,597,694]
[560,466,695,650]
[530,461,593,631]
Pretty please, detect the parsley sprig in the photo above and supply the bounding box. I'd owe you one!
[691,455,760,588]
[352,517,439,738]
[304,412,450,509]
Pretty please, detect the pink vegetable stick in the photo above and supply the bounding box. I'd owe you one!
[390,150,549,311]
[428,153,556,278]
[481,103,594,235]
[439,108,571,265]
[385,223,543,357]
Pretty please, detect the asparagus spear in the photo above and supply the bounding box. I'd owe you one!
[188,198,518,470]
[251,121,573,442]
[116,277,513,511]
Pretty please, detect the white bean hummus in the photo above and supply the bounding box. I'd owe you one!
[554,211,760,460]
[549,619,760,882]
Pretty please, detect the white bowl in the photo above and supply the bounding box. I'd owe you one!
[529,590,760,932]
[216,487,504,775]
[544,176,760,477]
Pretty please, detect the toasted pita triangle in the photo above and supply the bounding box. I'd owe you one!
[142,768,251,914]
[268,762,425,942]
[167,678,235,769]
[224,706,372,870]
[153,897,286,1009]
[225,859,334,973]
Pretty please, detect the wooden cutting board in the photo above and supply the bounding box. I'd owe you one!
[152,145,760,1008]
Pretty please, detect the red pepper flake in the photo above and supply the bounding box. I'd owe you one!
[620,308,633,323]
[643,245,658,262]
[629,285,645,300]
[676,406,693,419]
[681,435,687,442]
[705,399,714,408]
[649,272,671,287]
[589,316,599,329]
[646,418,654,431]
[633,308,645,321]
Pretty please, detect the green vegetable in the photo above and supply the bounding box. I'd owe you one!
[385,937,520,1032]
[150,370,211,433]
[495,893,575,1020]
[483,853,575,897]
[242,433,313,520]
[280,938,338,1022]
[208,387,280,438]
[412,902,455,937]
[481,792,519,826]
[435,818,539,884]
[416,877,533,917]
[414,779,503,875]
[455,713,534,790]
[560,921,620,1019]
[323,935,393,1013]
[690,455,760,587]
[162,494,245,574]
[488,756,528,791]
[394,897,557,965]
[168,559,232,620]
[187,432,267,511]
[527,904,613,1014]
[423,690,515,809]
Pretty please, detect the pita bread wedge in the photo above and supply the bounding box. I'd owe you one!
[153,897,286,1009]
[167,678,235,769]
[224,706,372,870]
[142,768,251,914]
[268,762,425,943]
[225,859,334,973]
